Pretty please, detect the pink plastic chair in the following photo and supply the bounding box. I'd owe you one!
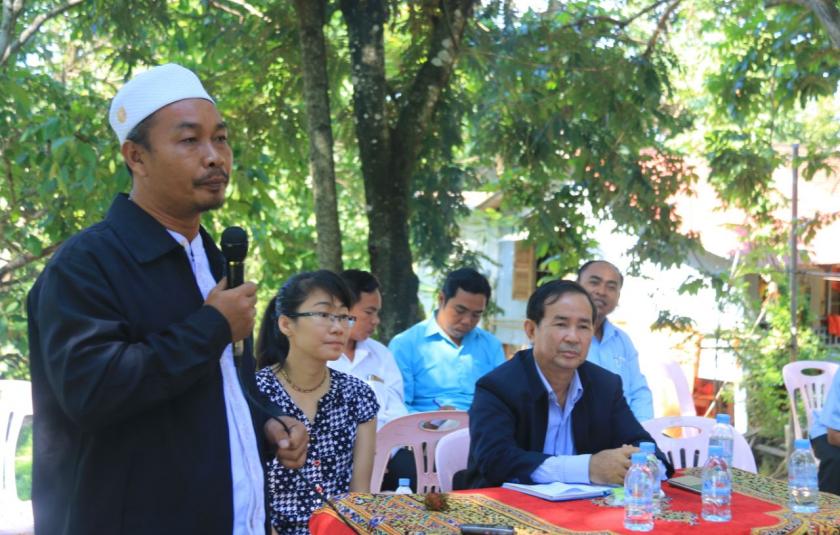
[782,360,839,439]
[370,410,469,493]
[434,428,470,492]
[642,415,757,473]
[0,380,33,535]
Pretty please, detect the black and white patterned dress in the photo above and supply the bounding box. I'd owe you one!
[256,367,379,534]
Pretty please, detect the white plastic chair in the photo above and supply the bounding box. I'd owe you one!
[370,410,469,493]
[433,428,470,492]
[782,360,839,439]
[662,360,697,417]
[0,380,34,535]
[642,415,757,473]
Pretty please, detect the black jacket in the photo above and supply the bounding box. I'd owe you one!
[457,349,673,489]
[27,193,272,535]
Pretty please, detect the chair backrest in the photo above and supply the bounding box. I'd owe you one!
[782,360,839,439]
[1,380,33,502]
[433,428,470,492]
[662,360,697,417]
[370,410,469,493]
[642,415,757,473]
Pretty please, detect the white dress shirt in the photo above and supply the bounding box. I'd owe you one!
[328,338,408,429]
[169,230,265,535]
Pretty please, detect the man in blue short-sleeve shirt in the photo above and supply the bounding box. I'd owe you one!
[811,368,840,495]
[389,268,505,413]
[577,260,653,422]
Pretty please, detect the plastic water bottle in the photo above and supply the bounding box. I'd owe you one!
[639,442,662,511]
[788,439,819,513]
[624,452,654,531]
[394,478,412,495]
[708,414,734,468]
[701,444,732,522]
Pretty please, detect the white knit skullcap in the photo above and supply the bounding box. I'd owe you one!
[108,63,215,144]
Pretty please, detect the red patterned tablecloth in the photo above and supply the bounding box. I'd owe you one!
[310,468,840,534]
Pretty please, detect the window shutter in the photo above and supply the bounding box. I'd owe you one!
[512,241,536,300]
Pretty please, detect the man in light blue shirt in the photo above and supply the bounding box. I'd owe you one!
[578,260,654,421]
[389,268,505,412]
[810,368,840,495]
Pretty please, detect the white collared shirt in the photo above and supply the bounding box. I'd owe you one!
[328,338,407,429]
[168,230,264,535]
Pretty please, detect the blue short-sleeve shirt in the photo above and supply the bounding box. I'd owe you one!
[810,369,840,438]
[389,316,505,412]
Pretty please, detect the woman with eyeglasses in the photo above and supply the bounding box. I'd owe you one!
[255,270,378,534]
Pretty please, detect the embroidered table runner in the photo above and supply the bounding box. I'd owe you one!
[310,468,840,534]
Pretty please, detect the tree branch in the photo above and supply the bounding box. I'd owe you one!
[765,0,807,7]
[216,0,268,22]
[392,0,476,180]
[0,0,23,64]
[0,242,61,280]
[208,0,244,21]
[558,0,672,31]
[644,0,683,58]
[3,151,15,208]
[1,0,86,66]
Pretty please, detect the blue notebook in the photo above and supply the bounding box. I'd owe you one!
[501,481,613,501]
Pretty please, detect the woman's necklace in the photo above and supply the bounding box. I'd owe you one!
[278,366,328,394]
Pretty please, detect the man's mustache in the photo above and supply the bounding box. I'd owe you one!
[194,169,229,184]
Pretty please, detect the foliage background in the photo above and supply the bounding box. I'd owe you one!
[2,1,840,458]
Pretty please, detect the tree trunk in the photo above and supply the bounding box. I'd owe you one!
[292,0,343,271]
[340,0,475,341]
[1,0,87,67]
[803,0,840,49]
[340,0,416,342]
[766,0,840,49]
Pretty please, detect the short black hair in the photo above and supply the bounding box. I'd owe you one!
[256,270,354,369]
[123,112,157,177]
[441,267,491,302]
[340,269,380,305]
[526,280,597,325]
[577,260,624,287]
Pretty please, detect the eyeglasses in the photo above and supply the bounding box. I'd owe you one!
[285,311,356,327]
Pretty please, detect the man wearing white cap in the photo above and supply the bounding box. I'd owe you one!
[27,64,307,535]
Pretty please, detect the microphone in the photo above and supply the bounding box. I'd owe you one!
[221,226,248,360]
[221,226,248,289]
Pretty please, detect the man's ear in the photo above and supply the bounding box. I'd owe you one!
[121,140,148,178]
[523,319,536,342]
[437,291,446,309]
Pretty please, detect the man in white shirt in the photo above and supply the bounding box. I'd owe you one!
[328,269,408,429]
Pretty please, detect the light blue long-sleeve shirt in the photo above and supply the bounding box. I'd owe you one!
[529,365,592,484]
[389,315,505,413]
[587,318,654,422]
[810,368,840,438]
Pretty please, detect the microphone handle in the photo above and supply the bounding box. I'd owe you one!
[226,260,246,358]
[227,260,244,289]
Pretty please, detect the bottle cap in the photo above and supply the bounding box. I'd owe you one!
[398,478,410,487]
[639,442,655,453]
[715,414,731,425]
[794,439,811,450]
[709,445,724,457]
[631,452,648,464]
